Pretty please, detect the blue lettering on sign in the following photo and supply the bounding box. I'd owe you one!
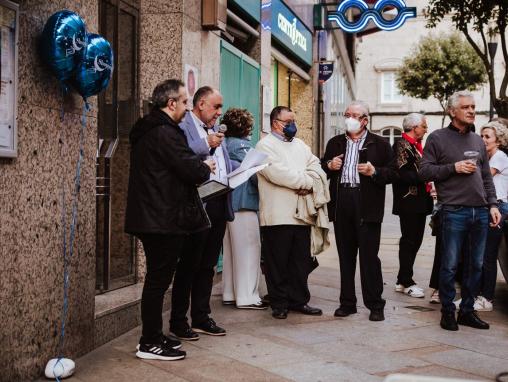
[262,0,313,67]
[328,0,416,33]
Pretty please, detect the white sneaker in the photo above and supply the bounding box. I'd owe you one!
[403,285,425,298]
[430,289,440,304]
[474,296,493,312]
[395,284,404,292]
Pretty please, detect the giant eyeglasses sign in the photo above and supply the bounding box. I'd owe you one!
[327,0,416,33]
[0,0,18,158]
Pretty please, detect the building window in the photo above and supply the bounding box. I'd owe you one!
[380,126,402,146]
[381,71,402,103]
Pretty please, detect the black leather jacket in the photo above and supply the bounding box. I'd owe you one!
[125,109,211,235]
[321,131,397,223]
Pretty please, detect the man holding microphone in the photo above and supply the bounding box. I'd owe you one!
[170,86,236,341]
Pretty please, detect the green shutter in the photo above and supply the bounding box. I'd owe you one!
[220,41,261,143]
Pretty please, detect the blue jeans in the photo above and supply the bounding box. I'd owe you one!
[439,205,489,313]
[480,202,508,300]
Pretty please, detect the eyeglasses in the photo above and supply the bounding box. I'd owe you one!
[344,114,366,120]
[276,118,295,124]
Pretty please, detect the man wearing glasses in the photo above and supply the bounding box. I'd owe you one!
[170,86,235,341]
[322,100,396,321]
[256,106,325,319]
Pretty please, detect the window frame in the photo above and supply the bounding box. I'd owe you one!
[0,0,19,158]
[380,71,402,104]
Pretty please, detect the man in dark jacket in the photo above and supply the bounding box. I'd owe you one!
[322,100,396,322]
[392,113,433,298]
[125,79,213,361]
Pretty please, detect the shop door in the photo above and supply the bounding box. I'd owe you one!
[220,41,260,142]
[96,0,139,293]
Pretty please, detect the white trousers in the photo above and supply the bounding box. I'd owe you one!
[222,210,262,306]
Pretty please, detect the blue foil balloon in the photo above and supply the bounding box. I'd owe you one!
[40,10,87,82]
[69,34,114,99]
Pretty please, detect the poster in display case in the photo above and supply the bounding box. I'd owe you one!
[0,0,18,158]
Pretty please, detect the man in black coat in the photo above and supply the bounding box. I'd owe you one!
[125,79,213,361]
[392,113,433,298]
[322,100,396,322]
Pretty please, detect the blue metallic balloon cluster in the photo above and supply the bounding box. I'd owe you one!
[40,10,114,99]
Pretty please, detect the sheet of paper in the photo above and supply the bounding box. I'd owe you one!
[227,148,268,178]
[229,164,268,189]
[0,124,11,147]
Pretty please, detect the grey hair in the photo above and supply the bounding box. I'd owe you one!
[447,90,475,113]
[481,121,508,149]
[402,113,425,132]
[151,79,185,109]
[347,100,370,117]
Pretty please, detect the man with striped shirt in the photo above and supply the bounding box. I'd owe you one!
[322,101,396,322]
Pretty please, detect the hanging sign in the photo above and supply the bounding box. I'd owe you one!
[268,0,313,67]
[318,62,334,84]
[327,0,416,33]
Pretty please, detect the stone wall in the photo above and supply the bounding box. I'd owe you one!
[277,63,314,147]
[0,1,98,380]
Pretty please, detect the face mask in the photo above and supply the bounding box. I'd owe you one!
[345,117,362,134]
[283,122,297,141]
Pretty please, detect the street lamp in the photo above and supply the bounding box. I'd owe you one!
[488,34,498,121]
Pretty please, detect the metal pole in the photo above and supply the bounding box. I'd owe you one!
[488,41,498,121]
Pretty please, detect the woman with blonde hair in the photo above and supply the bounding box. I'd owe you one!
[220,108,267,309]
[477,121,508,311]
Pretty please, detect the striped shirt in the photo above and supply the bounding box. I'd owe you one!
[340,130,367,184]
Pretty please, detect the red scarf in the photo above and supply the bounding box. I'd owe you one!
[402,133,431,193]
[402,133,423,155]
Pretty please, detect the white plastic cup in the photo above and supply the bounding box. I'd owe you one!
[464,150,479,164]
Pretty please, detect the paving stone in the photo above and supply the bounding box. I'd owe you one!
[376,365,487,381]
[418,348,508,380]
[268,359,382,382]
[310,341,430,374]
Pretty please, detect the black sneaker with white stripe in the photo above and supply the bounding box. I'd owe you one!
[136,338,186,361]
[136,335,182,351]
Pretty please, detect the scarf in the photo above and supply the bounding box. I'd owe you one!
[402,133,431,193]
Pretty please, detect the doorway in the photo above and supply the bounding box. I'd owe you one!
[96,0,139,293]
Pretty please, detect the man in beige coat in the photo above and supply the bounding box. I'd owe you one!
[256,106,326,319]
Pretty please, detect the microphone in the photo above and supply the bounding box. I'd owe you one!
[210,124,227,155]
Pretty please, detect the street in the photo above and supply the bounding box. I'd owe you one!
[61,192,508,382]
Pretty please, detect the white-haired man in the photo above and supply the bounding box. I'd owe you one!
[420,90,501,331]
[322,101,396,321]
[392,113,433,298]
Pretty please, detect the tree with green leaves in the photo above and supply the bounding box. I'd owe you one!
[426,0,508,118]
[396,33,486,127]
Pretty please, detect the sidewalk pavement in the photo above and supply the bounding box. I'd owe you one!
[57,212,508,382]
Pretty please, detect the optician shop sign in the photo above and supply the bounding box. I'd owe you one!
[269,0,313,67]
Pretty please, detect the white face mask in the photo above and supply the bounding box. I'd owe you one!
[345,117,363,133]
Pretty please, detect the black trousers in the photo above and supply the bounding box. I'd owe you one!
[260,225,312,310]
[397,213,427,287]
[170,196,227,329]
[138,233,184,343]
[333,188,385,311]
